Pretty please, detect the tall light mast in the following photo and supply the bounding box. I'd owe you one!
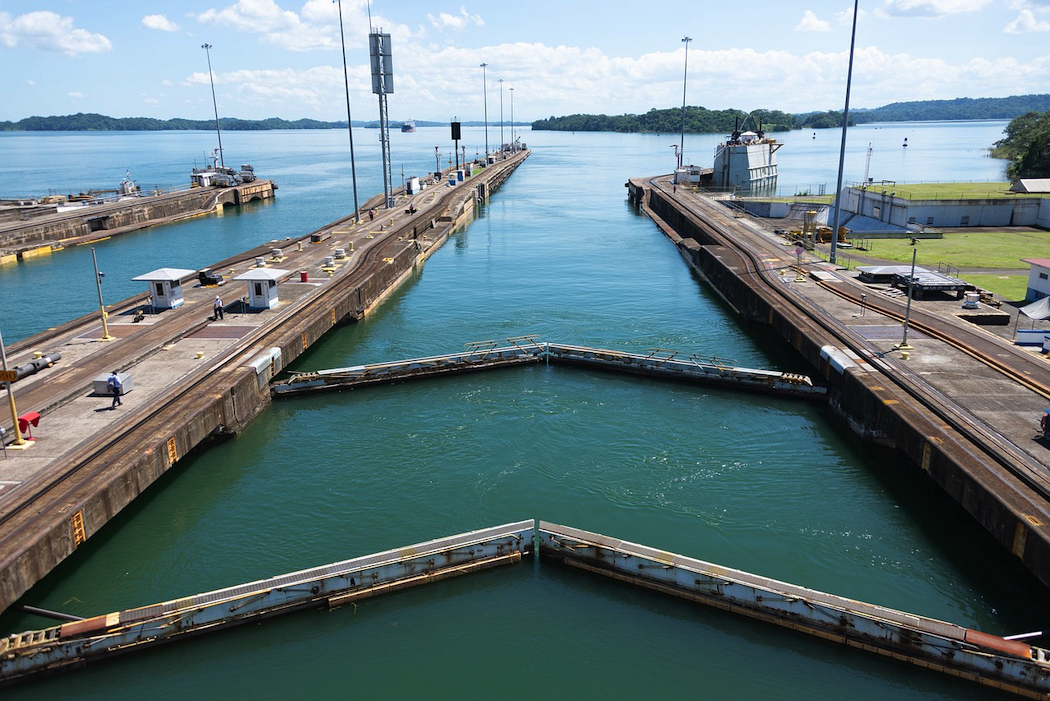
[336,0,361,222]
[679,36,692,171]
[201,43,224,168]
[480,63,489,158]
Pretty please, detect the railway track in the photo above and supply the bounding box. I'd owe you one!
[813,277,1050,400]
[646,178,1050,500]
[0,171,474,547]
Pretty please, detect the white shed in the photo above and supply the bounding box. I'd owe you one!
[132,268,196,310]
[233,268,290,309]
[1023,258,1050,301]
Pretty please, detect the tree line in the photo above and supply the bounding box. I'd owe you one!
[0,113,524,132]
[993,111,1050,179]
[530,94,1050,134]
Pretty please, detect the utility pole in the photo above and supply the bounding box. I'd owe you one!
[830,0,860,264]
[498,79,504,156]
[680,36,692,170]
[336,0,361,222]
[480,63,489,159]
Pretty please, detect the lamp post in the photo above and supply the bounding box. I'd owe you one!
[200,43,224,169]
[679,36,692,171]
[829,0,860,264]
[498,78,504,156]
[336,0,362,223]
[480,63,489,158]
[91,247,113,342]
[509,87,515,151]
[896,247,917,353]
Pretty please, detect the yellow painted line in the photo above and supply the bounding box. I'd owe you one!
[882,399,900,405]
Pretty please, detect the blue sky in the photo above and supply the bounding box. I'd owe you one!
[1,0,1048,122]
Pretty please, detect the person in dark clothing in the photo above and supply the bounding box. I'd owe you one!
[107,371,123,407]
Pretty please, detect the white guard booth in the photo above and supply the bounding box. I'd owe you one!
[234,268,290,309]
[131,268,196,310]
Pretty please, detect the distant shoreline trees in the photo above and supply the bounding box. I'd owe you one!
[993,111,1050,180]
[530,94,1050,134]
[0,113,511,132]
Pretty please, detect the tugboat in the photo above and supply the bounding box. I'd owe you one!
[401,119,416,133]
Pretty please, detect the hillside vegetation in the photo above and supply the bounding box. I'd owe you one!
[531,94,1050,134]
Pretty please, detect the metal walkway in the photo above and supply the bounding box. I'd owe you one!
[272,338,826,399]
[2,520,1047,697]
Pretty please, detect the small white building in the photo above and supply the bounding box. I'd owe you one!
[1023,258,1050,301]
[233,268,290,309]
[132,268,196,309]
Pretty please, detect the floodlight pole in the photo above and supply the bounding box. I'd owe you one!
[201,43,224,169]
[336,0,362,222]
[480,63,489,158]
[499,79,504,156]
[829,0,859,264]
[680,36,692,170]
[509,87,515,151]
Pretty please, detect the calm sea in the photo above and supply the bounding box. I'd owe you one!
[0,122,1035,700]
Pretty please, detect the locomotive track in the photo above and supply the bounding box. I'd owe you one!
[0,167,494,554]
[646,177,1050,503]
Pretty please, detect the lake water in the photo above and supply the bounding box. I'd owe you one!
[0,122,1035,700]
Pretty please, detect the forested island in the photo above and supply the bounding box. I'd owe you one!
[0,114,505,132]
[530,94,1050,134]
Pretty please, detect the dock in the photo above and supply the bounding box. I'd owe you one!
[3,518,1048,697]
[628,175,1050,592]
[0,179,276,263]
[0,151,529,611]
[272,339,825,398]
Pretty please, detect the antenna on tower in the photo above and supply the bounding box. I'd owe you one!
[369,28,395,208]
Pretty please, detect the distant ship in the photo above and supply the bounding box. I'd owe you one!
[401,119,416,133]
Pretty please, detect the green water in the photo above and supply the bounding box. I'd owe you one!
[0,124,1037,699]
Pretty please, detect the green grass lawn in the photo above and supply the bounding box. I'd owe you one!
[859,230,1050,268]
[866,182,1020,200]
[771,182,1037,203]
[962,273,1028,302]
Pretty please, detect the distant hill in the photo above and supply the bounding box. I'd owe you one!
[850,95,1050,124]
[0,113,526,132]
[531,94,1050,134]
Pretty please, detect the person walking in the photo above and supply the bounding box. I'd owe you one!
[214,295,224,320]
[107,370,123,408]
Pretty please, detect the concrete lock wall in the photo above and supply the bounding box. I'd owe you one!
[640,185,1050,591]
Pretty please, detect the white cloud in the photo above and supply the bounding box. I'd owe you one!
[194,1,418,52]
[184,64,355,113]
[68,91,85,99]
[195,0,337,50]
[144,97,161,105]
[25,79,34,86]
[796,10,832,31]
[0,11,112,56]
[427,7,484,30]
[1005,8,1050,31]
[142,14,180,32]
[878,0,990,18]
